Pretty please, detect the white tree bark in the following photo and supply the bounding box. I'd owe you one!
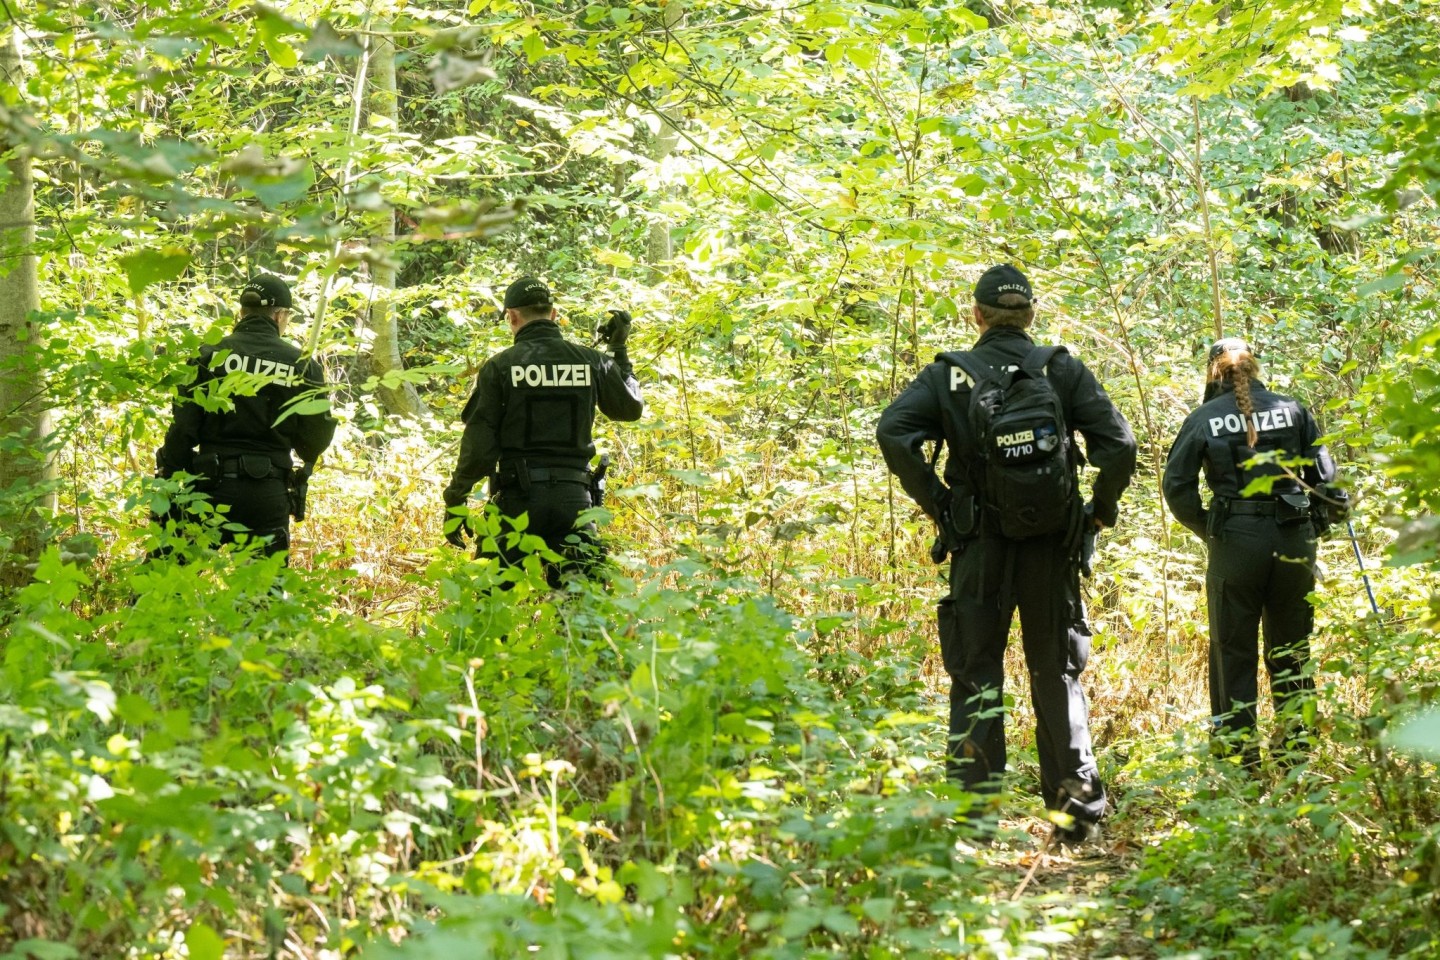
[365,27,423,419]
[0,17,55,578]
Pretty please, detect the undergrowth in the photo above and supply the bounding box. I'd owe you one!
[3,438,1438,960]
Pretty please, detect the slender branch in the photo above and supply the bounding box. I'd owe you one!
[1193,97,1225,339]
[307,9,376,359]
[1032,159,1176,688]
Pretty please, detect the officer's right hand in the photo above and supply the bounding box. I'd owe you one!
[443,505,472,549]
[1080,501,1099,577]
[598,309,632,350]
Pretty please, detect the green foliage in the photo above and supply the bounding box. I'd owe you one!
[1,539,1095,956]
[1106,618,1440,959]
[4,0,1440,955]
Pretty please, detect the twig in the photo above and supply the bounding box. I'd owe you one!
[1010,829,1056,900]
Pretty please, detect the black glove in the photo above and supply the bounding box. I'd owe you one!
[1080,501,1100,578]
[597,309,632,351]
[1310,483,1350,535]
[443,503,472,549]
[930,507,953,564]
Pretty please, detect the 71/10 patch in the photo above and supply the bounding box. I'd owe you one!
[996,422,1060,461]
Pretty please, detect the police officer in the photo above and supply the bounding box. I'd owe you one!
[443,277,643,582]
[157,274,335,557]
[876,265,1136,844]
[1162,338,1338,766]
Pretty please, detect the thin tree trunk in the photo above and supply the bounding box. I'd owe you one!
[0,17,55,581]
[645,2,683,281]
[366,26,423,418]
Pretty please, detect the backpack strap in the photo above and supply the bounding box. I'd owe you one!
[1019,344,1066,376]
[935,350,992,389]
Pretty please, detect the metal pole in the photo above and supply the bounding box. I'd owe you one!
[1347,519,1380,616]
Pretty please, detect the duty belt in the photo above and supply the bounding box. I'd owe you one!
[498,464,591,487]
[1223,499,1278,515]
[527,467,590,484]
[218,457,288,480]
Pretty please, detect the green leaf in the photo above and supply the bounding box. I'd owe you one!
[1390,709,1440,761]
[116,693,157,724]
[822,907,860,936]
[256,9,300,69]
[119,248,193,295]
[1357,272,1407,296]
[243,162,315,208]
[6,941,79,960]
[185,922,225,960]
[845,44,877,71]
[273,396,332,426]
[666,469,715,487]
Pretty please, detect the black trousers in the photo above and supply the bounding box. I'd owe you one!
[938,531,1105,826]
[209,476,291,557]
[1206,514,1317,753]
[158,476,290,559]
[483,480,600,585]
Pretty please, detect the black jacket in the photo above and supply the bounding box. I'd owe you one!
[876,326,1137,528]
[159,314,335,473]
[1162,380,1335,539]
[444,320,643,506]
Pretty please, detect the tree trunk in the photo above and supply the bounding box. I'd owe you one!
[0,18,55,581]
[365,26,423,419]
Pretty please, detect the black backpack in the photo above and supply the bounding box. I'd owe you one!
[940,346,1077,539]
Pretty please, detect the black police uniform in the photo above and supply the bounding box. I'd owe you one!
[158,314,335,555]
[877,325,1136,829]
[443,319,642,577]
[1162,379,1336,756]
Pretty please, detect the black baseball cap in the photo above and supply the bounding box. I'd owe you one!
[974,264,1033,307]
[1208,337,1256,362]
[239,274,293,309]
[503,276,552,310]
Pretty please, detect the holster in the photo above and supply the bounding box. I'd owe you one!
[1277,493,1311,526]
[1206,501,1227,540]
[508,459,533,496]
[931,493,978,564]
[288,462,313,521]
[492,460,527,497]
[191,452,221,490]
[590,454,610,508]
[947,493,979,542]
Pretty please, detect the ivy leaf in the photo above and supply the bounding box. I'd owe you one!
[120,247,193,295]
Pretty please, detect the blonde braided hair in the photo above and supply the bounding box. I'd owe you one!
[1209,344,1262,447]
